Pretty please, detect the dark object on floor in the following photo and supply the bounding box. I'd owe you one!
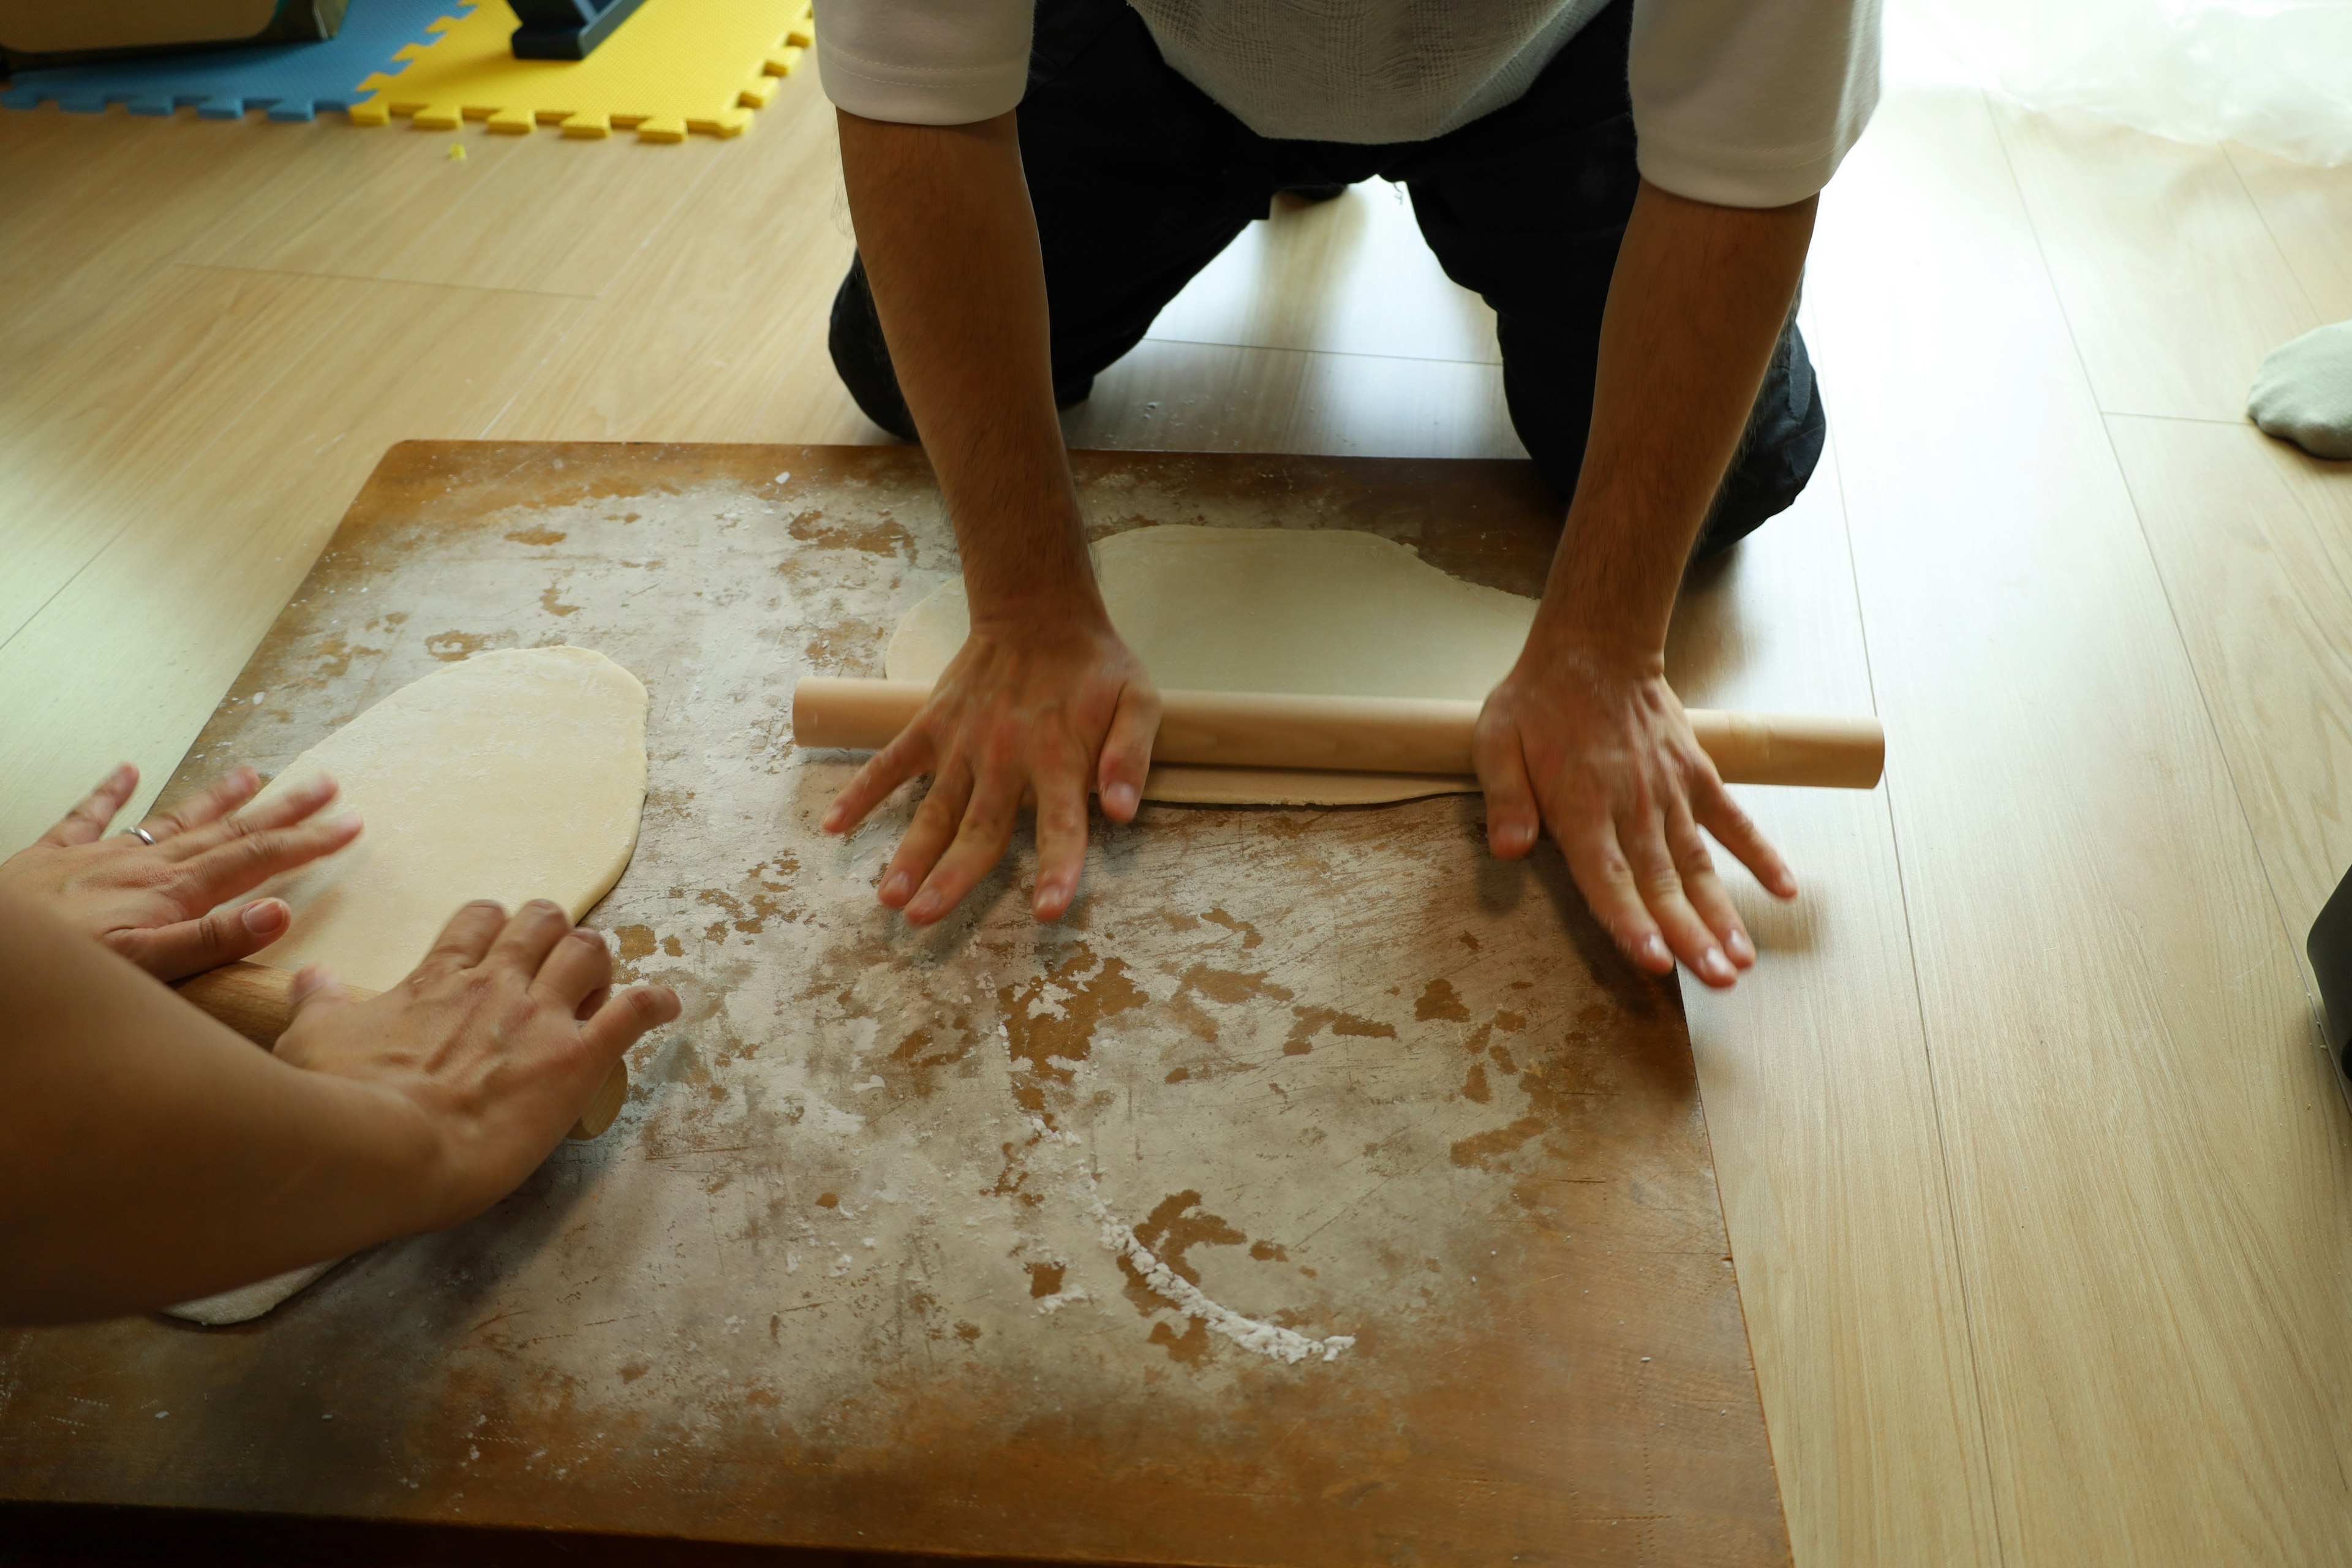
[0,0,344,74]
[2310,863,2352,1077]
[509,0,654,60]
[0,1501,1077,1567]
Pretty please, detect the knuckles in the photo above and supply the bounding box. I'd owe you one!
[190,911,236,959]
[567,929,614,981]
[615,986,670,1031]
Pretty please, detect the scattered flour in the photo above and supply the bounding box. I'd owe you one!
[1025,1120,1355,1367]
[1093,1201,1355,1366]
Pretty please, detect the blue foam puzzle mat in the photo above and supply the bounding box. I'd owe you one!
[1,0,462,122]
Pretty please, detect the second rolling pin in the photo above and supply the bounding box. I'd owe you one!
[793,677,1884,790]
[174,961,631,1141]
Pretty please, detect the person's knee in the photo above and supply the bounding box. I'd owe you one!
[827,256,1104,437]
[1693,318,1826,559]
[828,256,919,442]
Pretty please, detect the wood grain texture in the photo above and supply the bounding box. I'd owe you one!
[1670,432,2003,1568]
[1812,79,2352,1566]
[0,105,325,365]
[2105,417,2352,975]
[183,126,729,298]
[0,277,584,850]
[1994,104,2320,422]
[1063,337,1523,460]
[1148,181,1502,366]
[0,442,1792,1568]
[487,89,861,442]
[0,266,346,641]
[2224,143,2352,323]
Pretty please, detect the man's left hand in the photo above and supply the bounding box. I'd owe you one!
[1473,636,1795,989]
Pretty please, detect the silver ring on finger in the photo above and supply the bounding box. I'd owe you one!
[124,826,157,846]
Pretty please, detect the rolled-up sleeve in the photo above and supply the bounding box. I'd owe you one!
[816,0,1035,126]
[1629,0,1881,208]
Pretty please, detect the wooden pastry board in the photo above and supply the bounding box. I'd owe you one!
[0,443,1790,1566]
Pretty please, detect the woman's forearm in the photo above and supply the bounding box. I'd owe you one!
[0,888,438,1322]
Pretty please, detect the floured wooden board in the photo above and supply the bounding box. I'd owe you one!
[0,443,1790,1566]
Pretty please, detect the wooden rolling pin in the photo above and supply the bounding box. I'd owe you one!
[175,962,631,1141]
[793,677,1885,790]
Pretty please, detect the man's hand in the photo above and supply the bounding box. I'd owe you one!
[823,618,1160,924]
[274,900,680,1229]
[0,763,361,981]
[1488,180,1818,986]
[833,111,1155,926]
[1476,638,1793,989]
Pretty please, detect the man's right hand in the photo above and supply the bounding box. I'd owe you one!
[832,109,1160,927]
[821,616,1160,925]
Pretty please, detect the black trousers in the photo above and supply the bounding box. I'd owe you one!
[829,0,1826,559]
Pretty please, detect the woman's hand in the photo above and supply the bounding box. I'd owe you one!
[0,889,679,1322]
[0,763,361,981]
[274,900,681,1229]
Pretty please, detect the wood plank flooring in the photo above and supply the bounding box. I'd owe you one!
[1669,431,2003,1567]
[1813,72,2352,1564]
[4,10,2352,1562]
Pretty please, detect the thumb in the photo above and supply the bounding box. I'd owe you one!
[288,962,362,1022]
[1472,708,1542,860]
[115,898,295,982]
[274,964,361,1065]
[579,983,681,1065]
[1096,681,1162,824]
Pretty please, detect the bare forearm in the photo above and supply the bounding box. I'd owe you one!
[0,891,437,1322]
[1534,179,1819,662]
[837,109,1101,626]
[824,113,1162,929]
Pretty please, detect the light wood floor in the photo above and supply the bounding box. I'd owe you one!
[6,10,2352,1564]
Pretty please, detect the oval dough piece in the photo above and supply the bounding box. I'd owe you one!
[230,644,650,992]
[886,526,1534,804]
[173,646,648,1326]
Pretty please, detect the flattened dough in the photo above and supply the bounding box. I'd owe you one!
[886,526,1535,804]
[166,1262,340,1327]
[169,645,649,1326]
[230,644,649,992]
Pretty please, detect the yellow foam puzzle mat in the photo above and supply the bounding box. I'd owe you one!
[351,0,812,141]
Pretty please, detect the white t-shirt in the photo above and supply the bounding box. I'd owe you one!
[816,0,1881,208]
